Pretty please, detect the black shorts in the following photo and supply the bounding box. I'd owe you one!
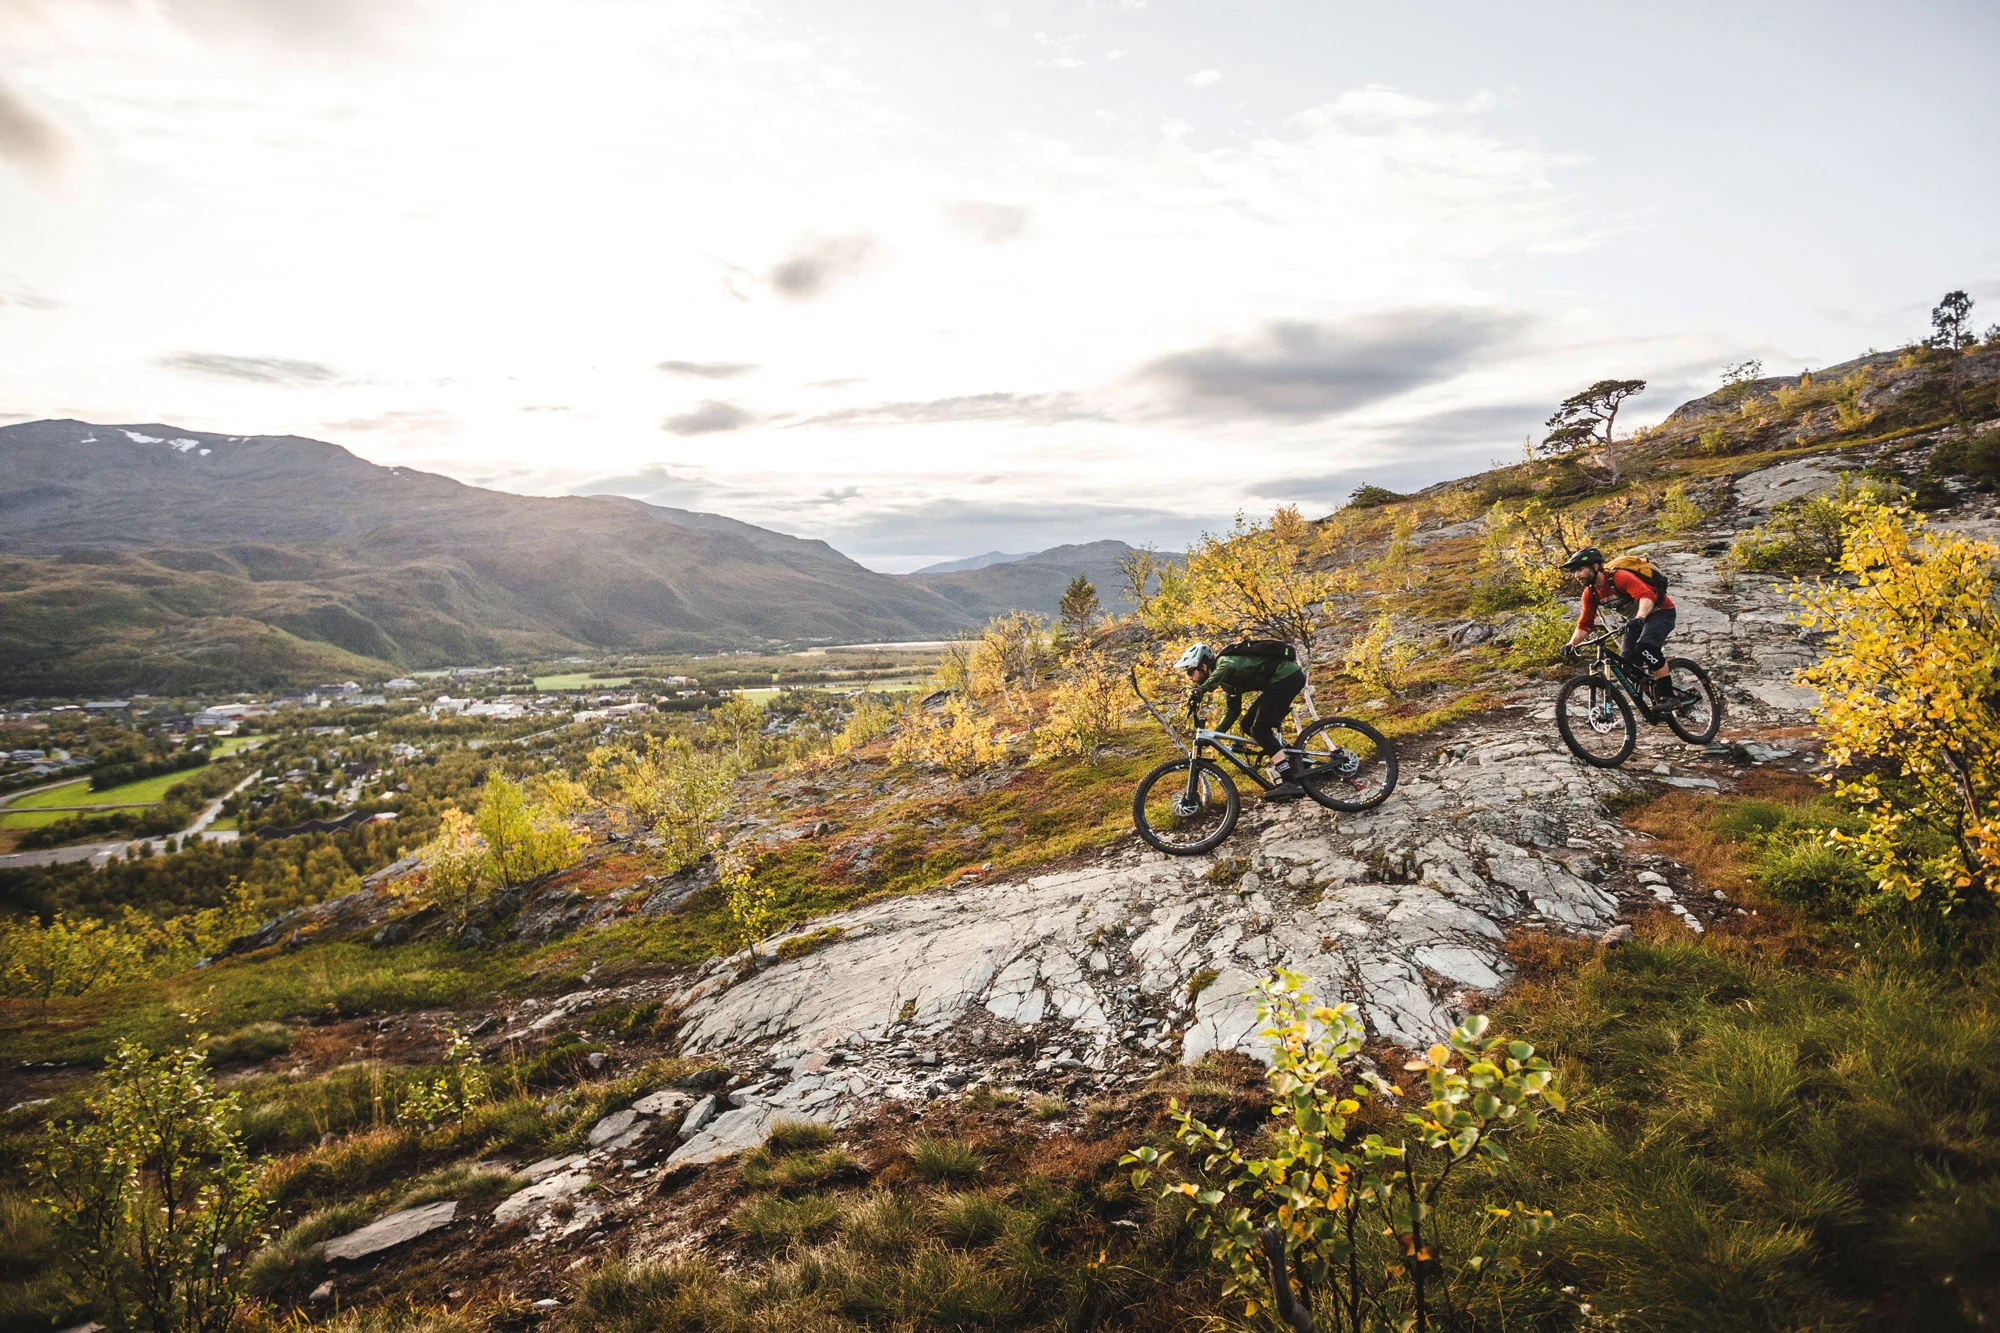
[1621,607,1676,673]
[1244,670,1307,754]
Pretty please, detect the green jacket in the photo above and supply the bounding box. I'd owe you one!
[1190,654,1302,732]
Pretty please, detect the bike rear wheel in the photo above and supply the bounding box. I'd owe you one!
[1663,658,1723,744]
[1133,757,1240,855]
[1293,717,1398,812]
[1556,675,1636,767]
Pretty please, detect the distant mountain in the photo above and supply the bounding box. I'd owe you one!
[0,420,980,693]
[900,539,1181,622]
[912,550,1033,575]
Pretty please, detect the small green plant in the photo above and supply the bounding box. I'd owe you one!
[396,1026,491,1131]
[1124,970,1560,1332]
[1342,611,1419,698]
[723,860,780,962]
[908,1134,983,1182]
[1657,481,1704,534]
[729,1192,843,1248]
[206,1021,293,1066]
[34,1038,270,1333]
[1698,422,1732,455]
[1505,601,1574,667]
[932,1192,1009,1248]
[774,925,844,962]
[1345,484,1406,509]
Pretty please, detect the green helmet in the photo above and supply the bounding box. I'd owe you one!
[1559,546,1605,572]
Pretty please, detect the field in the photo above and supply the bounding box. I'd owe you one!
[533,673,634,691]
[0,770,203,828]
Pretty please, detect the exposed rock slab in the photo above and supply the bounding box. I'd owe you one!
[493,1171,592,1226]
[670,728,1622,1103]
[666,1104,783,1167]
[322,1201,457,1262]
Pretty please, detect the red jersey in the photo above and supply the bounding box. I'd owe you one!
[1577,567,1674,631]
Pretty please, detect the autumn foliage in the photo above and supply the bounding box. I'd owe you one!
[1796,501,2000,908]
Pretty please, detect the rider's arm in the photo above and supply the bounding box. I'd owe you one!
[1567,586,1600,646]
[1213,692,1244,736]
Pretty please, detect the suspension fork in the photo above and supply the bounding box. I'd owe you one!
[1183,741,1209,800]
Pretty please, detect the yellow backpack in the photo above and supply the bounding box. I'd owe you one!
[1607,554,1669,598]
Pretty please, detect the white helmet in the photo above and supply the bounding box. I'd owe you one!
[1175,642,1216,671]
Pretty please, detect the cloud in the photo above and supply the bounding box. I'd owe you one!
[0,276,59,311]
[1186,69,1221,88]
[657,359,757,379]
[943,200,1029,244]
[662,399,756,435]
[811,494,1198,570]
[155,0,427,52]
[1133,308,1527,422]
[0,76,68,179]
[325,408,455,433]
[795,391,1102,428]
[1033,32,1087,69]
[769,234,877,300]
[156,351,340,384]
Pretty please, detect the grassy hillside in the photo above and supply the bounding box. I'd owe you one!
[3,339,1999,1332]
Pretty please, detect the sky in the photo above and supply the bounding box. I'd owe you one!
[2,1,1996,571]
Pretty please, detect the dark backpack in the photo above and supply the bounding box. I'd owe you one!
[1218,639,1297,664]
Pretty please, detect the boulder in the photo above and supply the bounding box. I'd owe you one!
[631,1088,693,1120]
[666,1104,780,1168]
[521,1153,586,1182]
[493,1170,592,1226]
[677,1093,720,1142]
[321,1201,457,1262]
[587,1108,645,1149]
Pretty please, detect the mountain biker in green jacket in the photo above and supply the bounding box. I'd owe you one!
[1177,642,1308,801]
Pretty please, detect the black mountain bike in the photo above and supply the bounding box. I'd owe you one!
[1554,626,1722,767]
[1128,671,1397,855]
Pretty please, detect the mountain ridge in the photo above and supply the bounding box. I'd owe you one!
[0,420,981,692]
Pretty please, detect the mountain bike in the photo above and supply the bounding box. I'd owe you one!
[1128,669,1397,855]
[1554,625,1722,767]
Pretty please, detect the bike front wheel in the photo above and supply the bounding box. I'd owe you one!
[1133,757,1240,855]
[1663,658,1723,745]
[1293,717,1398,812]
[1555,675,1637,767]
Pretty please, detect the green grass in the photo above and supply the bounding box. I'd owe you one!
[907,1135,982,1182]
[1484,923,2000,1330]
[0,808,70,829]
[7,770,198,810]
[534,673,634,691]
[0,941,529,1065]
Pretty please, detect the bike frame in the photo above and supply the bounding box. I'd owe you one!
[1187,728,1285,793]
[1573,626,1668,725]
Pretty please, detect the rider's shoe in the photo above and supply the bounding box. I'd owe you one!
[1653,683,1698,710]
[1263,758,1306,801]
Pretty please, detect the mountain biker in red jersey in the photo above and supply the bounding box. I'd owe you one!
[1176,642,1308,801]
[1559,547,1692,705]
